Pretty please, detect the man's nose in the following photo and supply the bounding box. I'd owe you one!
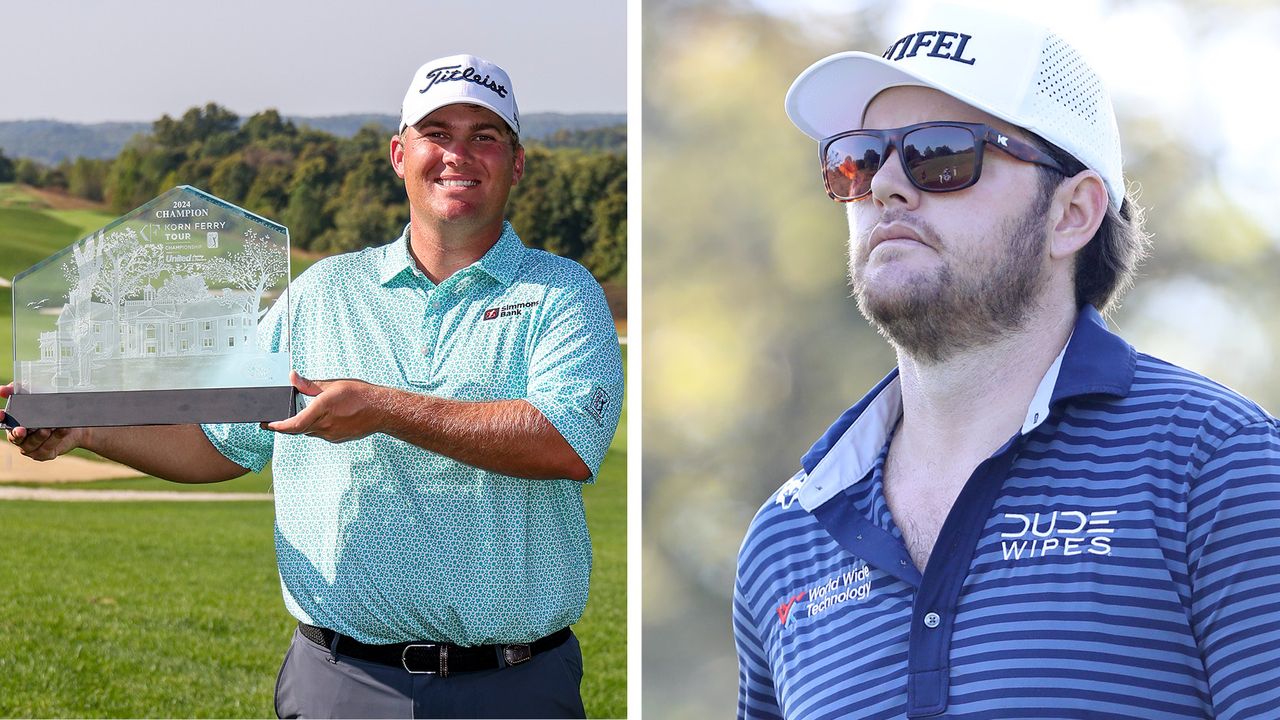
[869,146,920,209]
[442,140,472,166]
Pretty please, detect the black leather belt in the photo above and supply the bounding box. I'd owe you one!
[297,622,571,677]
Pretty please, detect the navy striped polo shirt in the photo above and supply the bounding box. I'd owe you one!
[734,306,1280,719]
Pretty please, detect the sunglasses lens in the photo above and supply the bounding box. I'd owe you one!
[902,126,977,192]
[823,135,883,200]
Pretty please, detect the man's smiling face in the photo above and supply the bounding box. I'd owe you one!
[391,103,524,231]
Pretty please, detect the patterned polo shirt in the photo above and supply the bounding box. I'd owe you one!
[203,221,623,646]
[734,306,1280,719]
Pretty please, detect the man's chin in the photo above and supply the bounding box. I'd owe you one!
[853,285,959,363]
[856,290,940,331]
[428,203,488,226]
[851,267,941,317]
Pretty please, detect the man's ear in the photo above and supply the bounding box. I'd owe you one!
[389,133,407,179]
[512,145,525,186]
[1049,170,1108,261]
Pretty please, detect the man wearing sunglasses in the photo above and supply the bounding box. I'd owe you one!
[735,5,1280,719]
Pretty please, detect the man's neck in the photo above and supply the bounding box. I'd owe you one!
[407,217,504,285]
[894,300,1077,460]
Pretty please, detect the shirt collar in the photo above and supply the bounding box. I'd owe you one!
[378,221,526,287]
[379,224,417,285]
[474,221,525,286]
[795,305,1136,512]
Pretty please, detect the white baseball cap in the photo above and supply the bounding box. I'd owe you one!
[785,3,1124,209]
[400,54,521,138]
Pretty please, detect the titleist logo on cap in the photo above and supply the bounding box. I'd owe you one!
[881,30,977,65]
[420,64,510,98]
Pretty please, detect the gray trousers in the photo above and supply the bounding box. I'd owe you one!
[274,627,587,719]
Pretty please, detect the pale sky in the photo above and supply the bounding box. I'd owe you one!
[0,0,626,123]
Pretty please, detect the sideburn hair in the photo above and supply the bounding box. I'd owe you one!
[1029,134,1152,315]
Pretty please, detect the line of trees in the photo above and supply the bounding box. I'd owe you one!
[5,103,626,283]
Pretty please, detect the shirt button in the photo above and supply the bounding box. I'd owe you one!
[923,612,941,629]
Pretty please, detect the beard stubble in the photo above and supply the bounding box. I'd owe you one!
[849,198,1053,364]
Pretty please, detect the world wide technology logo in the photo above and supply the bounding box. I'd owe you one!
[776,562,873,629]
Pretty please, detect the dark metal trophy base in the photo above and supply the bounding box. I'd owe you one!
[3,386,297,429]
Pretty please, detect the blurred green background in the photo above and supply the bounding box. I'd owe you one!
[641,0,1280,717]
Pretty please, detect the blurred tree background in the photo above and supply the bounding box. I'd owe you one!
[641,0,1280,717]
[7,106,626,284]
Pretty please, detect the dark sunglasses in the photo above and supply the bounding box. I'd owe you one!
[819,121,1070,202]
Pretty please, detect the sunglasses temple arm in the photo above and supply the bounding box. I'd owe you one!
[981,129,1067,172]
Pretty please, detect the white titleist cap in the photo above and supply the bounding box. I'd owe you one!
[785,3,1124,209]
[400,54,521,137]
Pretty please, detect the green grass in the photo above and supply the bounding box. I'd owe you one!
[0,501,292,717]
[0,441,627,718]
[0,185,116,384]
[579,346,626,716]
[0,375,628,720]
[0,184,52,209]
[0,204,115,280]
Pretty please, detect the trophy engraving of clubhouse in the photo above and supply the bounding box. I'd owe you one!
[4,186,295,428]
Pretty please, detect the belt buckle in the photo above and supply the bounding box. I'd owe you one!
[503,643,532,666]
[401,643,448,676]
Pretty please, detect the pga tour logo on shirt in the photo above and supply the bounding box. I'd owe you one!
[586,386,610,425]
[777,562,873,630]
[1000,508,1118,561]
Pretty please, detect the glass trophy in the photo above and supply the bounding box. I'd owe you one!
[4,186,295,428]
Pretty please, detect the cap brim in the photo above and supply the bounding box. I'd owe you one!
[785,50,1029,142]
[400,98,520,138]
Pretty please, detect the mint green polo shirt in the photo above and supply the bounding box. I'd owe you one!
[202,222,623,645]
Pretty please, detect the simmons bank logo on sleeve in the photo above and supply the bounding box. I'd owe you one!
[1000,508,1118,561]
[776,561,873,630]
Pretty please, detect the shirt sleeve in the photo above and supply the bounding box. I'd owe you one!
[734,571,784,720]
[524,271,623,483]
[1187,418,1280,718]
[199,289,291,473]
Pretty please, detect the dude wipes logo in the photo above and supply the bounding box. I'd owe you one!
[776,562,873,629]
[882,30,977,65]
[1000,509,1118,560]
[481,300,540,321]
